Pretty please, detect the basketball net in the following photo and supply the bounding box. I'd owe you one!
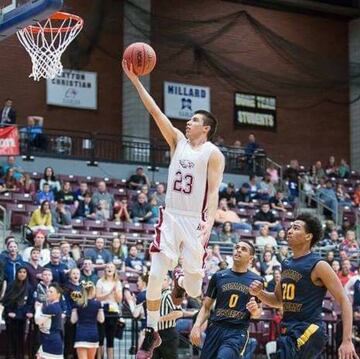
[16,12,83,81]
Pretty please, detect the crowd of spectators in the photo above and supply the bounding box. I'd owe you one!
[0,152,360,356]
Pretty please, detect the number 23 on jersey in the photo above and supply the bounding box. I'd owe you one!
[173,171,194,194]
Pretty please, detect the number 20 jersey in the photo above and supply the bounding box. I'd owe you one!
[165,138,221,219]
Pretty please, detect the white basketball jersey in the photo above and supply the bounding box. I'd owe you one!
[165,138,220,218]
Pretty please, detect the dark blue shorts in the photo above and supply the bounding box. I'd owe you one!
[200,323,249,359]
[276,322,327,359]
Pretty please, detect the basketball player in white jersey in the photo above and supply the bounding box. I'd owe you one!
[123,60,225,359]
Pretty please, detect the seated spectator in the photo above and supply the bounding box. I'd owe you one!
[20,115,47,150]
[55,181,76,205]
[336,183,352,206]
[22,229,50,266]
[95,199,111,221]
[269,190,287,213]
[338,158,350,178]
[109,236,125,268]
[73,191,96,219]
[60,240,77,270]
[248,175,260,200]
[125,245,144,274]
[35,182,55,204]
[127,166,150,190]
[44,247,68,285]
[266,268,281,292]
[235,183,254,207]
[325,155,337,177]
[91,181,114,217]
[39,166,61,194]
[1,156,24,181]
[341,230,359,258]
[28,200,54,233]
[258,173,276,201]
[73,181,89,204]
[136,240,147,261]
[3,168,18,191]
[218,221,239,243]
[317,180,338,221]
[18,173,36,196]
[353,184,360,207]
[260,250,281,278]
[34,268,53,304]
[212,244,223,263]
[51,199,72,230]
[215,198,252,231]
[151,183,166,207]
[276,229,287,246]
[80,258,99,284]
[276,245,289,263]
[331,260,340,275]
[311,161,326,184]
[3,241,24,285]
[84,237,112,271]
[219,183,237,208]
[256,225,277,248]
[130,193,153,224]
[325,250,335,266]
[149,197,159,224]
[266,163,279,184]
[113,198,131,223]
[253,202,281,231]
[24,247,43,288]
[338,259,355,286]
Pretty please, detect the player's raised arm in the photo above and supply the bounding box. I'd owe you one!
[122,59,184,151]
[312,261,359,359]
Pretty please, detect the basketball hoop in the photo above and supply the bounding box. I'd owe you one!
[16,11,83,81]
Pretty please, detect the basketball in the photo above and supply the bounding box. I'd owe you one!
[123,42,157,76]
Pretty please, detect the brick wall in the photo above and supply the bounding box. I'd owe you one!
[150,0,350,168]
[0,0,123,135]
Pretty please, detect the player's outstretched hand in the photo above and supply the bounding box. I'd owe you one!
[249,280,264,297]
[190,325,202,348]
[122,59,138,82]
[338,340,359,359]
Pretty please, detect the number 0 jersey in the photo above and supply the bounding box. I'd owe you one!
[281,252,327,326]
[165,138,220,219]
[206,269,263,328]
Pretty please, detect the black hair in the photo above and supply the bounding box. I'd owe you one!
[43,167,56,181]
[194,110,218,141]
[237,240,256,256]
[3,266,30,307]
[296,212,323,248]
[40,200,50,214]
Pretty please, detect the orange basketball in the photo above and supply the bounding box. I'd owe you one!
[123,42,157,76]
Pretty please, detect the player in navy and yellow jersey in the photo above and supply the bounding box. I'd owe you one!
[190,240,263,359]
[250,213,358,359]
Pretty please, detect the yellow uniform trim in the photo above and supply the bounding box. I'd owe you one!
[297,324,319,349]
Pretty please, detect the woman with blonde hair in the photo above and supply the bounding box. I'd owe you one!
[96,262,122,359]
[71,281,104,359]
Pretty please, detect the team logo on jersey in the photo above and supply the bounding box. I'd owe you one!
[179,159,195,169]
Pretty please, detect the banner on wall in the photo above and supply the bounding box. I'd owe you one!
[46,69,98,110]
[164,81,210,120]
[0,126,19,155]
[234,92,276,130]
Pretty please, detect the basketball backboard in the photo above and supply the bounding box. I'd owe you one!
[0,0,63,40]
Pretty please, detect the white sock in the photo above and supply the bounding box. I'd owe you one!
[147,310,160,330]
